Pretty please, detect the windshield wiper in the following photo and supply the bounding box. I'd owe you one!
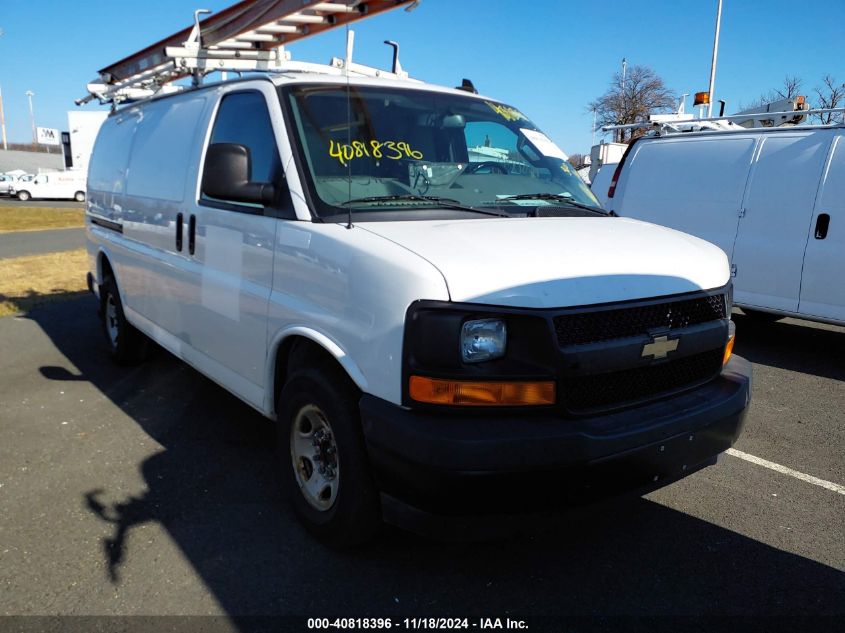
[341,195,510,217]
[501,193,616,216]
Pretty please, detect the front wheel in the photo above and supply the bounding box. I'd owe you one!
[74,191,86,202]
[17,190,31,201]
[278,366,380,547]
[100,276,149,364]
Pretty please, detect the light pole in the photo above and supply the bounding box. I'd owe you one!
[707,0,724,117]
[0,28,6,150]
[0,84,7,150]
[25,90,36,145]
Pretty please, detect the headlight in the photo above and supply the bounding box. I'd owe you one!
[460,318,506,363]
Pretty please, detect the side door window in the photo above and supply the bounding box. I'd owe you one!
[201,90,290,216]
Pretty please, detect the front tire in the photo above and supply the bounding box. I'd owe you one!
[74,191,86,202]
[278,366,380,547]
[100,276,149,365]
[17,190,31,201]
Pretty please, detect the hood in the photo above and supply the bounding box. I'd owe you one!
[360,217,730,308]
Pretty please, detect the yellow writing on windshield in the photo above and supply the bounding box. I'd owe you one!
[485,101,527,122]
[329,139,423,166]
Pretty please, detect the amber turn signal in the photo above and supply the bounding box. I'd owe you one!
[723,326,736,366]
[409,376,556,406]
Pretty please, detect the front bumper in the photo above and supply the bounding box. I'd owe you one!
[360,355,751,527]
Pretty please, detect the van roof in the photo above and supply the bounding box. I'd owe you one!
[106,70,496,113]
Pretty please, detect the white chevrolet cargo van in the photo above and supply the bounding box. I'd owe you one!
[13,170,87,202]
[604,124,845,325]
[85,70,751,544]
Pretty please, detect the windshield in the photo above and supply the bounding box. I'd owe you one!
[282,84,599,219]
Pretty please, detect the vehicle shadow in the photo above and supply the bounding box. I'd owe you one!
[25,297,845,628]
[733,312,845,381]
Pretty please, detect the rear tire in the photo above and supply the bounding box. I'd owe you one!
[74,191,86,202]
[277,365,381,547]
[100,276,149,365]
[741,308,782,323]
[17,190,30,201]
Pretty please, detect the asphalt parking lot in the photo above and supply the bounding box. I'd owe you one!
[0,297,842,631]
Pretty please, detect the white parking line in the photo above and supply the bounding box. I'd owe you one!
[726,448,845,495]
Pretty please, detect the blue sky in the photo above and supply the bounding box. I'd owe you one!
[1,0,843,154]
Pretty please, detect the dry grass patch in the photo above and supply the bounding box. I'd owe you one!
[0,207,85,233]
[0,248,89,317]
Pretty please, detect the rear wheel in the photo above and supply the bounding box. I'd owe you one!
[17,190,31,201]
[74,191,86,202]
[277,365,380,547]
[100,276,149,364]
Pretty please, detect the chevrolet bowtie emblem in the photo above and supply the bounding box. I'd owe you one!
[642,335,679,359]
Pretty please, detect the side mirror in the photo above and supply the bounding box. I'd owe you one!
[202,143,275,206]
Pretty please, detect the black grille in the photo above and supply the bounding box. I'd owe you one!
[563,349,724,412]
[555,294,726,347]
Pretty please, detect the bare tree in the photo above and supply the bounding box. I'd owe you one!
[739,75,804,110]
[775,75,803,100]
[813,74,845,124]
[567,153,585,169]
[588,65,675,143]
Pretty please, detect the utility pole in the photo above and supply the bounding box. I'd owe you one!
[0,29,6,150]
[707,0,723,117]
[619,58,628,143]
[0,85,7,150]
[25,90,35,145]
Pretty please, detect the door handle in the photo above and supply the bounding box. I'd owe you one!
[188,214,197,255]
[814,213,830,240]
[175,212,183,251]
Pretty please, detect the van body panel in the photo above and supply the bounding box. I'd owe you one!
[800,133,845,322]
[360,217,731,308]
[610,125,845,325]
[731,131,833,312]
[117,93,212,346]
[616,135,756,260]
[267,222,450,407]
[187,85,286,392]
[590,164,614,208]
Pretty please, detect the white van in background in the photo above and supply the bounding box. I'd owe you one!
[605,125,845,326]
[12,170,87,202]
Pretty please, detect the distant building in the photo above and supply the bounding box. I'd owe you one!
[65,111,108,171]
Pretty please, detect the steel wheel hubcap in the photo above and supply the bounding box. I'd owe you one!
[105,295,119,347]
[290,404,339,511]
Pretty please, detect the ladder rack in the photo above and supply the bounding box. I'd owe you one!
[78,0,418,106]
[602,107,845,137]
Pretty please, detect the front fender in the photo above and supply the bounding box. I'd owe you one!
[263,325,369,417]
